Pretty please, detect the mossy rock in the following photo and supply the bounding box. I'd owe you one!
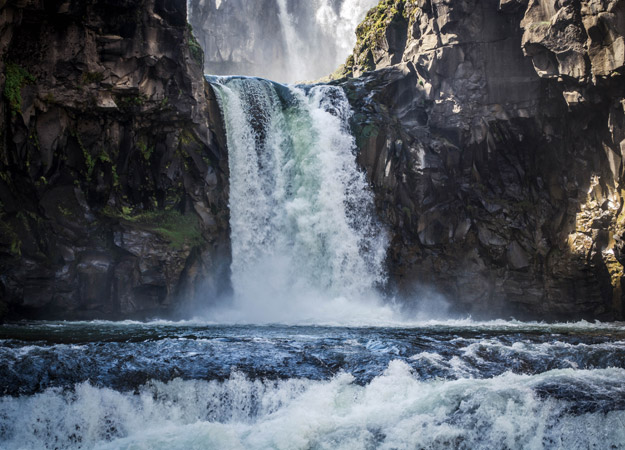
[341,0,406,74]
[103,206,204,250]
[3,63,36,117]
[186,24,204,67]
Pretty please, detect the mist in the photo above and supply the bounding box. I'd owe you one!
[188,0,379,83]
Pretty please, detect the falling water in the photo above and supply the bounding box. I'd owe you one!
[275,0,380,81]
[188,0,379,82]
[208,76,391,323]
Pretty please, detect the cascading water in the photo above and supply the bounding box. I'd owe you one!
[2,4,625,450]
[188,0,379,82]
[208,76,392,324]
[274,0,379,81]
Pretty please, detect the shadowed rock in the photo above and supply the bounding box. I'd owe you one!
[0,0,231,320]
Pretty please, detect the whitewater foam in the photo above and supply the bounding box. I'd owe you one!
[209,77,392,324]
[2,363,624,449]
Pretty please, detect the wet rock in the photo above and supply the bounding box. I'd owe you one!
[341,0,625,320]
[0,0,230,320]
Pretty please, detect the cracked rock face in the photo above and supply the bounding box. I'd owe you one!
[0,0,231,319]
[340,0,625,320]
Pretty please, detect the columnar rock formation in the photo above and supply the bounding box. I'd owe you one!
[339,0,625,319]
[0,0,230,319]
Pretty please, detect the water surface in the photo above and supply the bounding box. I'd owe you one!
[1,320,624,449]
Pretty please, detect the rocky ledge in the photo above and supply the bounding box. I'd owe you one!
[0,0,230,319]
[339,0,625,320]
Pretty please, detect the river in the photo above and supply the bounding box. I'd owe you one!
[1,320,625,448]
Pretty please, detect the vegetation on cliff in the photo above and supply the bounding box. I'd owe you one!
[333,0,416,79]
[3,63,35,117]
[0,0,230,320]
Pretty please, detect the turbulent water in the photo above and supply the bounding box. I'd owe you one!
[208,76,389,324]
[1,321,625,449]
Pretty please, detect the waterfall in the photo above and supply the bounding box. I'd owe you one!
[275,0,379,81]
[188,0,379,83]
[275,0,308,82]
[209,77,391,323]
[313,0,381,65]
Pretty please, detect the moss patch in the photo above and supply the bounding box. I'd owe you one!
[137,138,154,161]
[115,93,147,111]
[3,63,36,117]
[104,207,204,249]
[187,24,204,67]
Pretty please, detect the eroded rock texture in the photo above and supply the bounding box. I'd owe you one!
[0,0,230,319]
[340,0,625,319]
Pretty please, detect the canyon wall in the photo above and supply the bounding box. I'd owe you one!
[0,0,230,319]
[2,0,624,321]
[340,0,625,319]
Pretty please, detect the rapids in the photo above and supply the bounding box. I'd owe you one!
[1,321,625,449]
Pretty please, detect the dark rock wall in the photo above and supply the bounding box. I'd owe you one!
[340,0,625,320]
[0,0,230,320]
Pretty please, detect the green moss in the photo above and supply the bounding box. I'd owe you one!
[111,165,120,187]
[137,138,154,161]
[3,63,36,117]
[153,212,203,249]
[96,152,120,187]
[103,206,204,249]
[29,131,40,152]
[340,0,407,75]
[71,130,95,181]
[180,128,199,146]
[82,153,95,177]
[187,24,204,66]
[116,93,147,110]
[58,205,72,217]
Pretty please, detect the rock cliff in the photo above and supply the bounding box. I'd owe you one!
[0,0,230,319]
[339,0,625,319]
[3,0,624,321]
